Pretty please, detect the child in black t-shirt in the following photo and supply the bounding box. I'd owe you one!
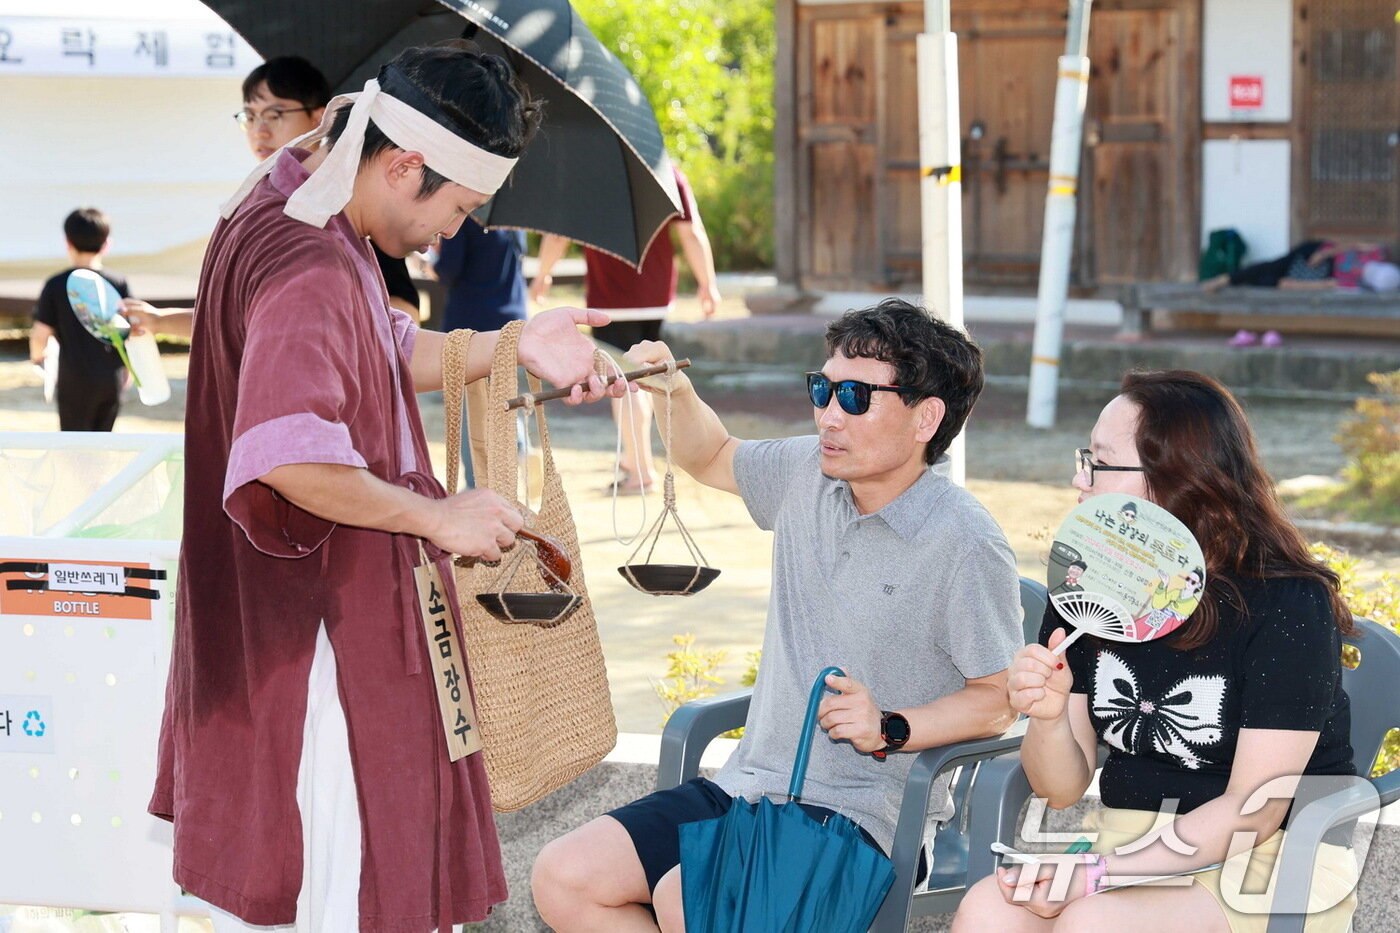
[955,370,1360,933]
[29,207,130,431]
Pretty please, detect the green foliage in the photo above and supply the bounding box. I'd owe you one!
[1309,543,1400,776]
[573,0,775,269]
[739,649,762,688]
[654,632,729,726]
[654,635,759,739]
[1310,543,1400,633]
[1335,370,1400,509]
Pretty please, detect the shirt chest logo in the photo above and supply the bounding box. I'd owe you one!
[881,583,896,596]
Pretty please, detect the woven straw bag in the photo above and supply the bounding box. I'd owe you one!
[441,322,617,811]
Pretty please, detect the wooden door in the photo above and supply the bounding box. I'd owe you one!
[1084,0,1200,284]
[796,4,883,290]
[952,3,1065,282]
[1293,0,1399,245]
[795,0,1069,289]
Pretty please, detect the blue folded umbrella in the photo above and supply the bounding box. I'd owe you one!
[679,666,896,932]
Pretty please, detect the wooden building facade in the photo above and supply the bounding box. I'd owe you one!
[773,0,1399,292]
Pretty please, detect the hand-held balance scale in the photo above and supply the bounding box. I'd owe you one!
[500,356,721,597]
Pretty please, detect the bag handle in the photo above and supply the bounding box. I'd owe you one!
[789,666,845,802]
[483,321,526,496]
[442,328,475,493]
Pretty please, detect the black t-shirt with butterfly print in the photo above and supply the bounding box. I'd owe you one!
[1038,575,1355,815]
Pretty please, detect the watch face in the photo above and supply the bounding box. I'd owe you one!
[883,712,910,745]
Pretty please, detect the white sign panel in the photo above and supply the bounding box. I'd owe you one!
[48,563,125,594]
[0,16,257,77]
[0,694,55,755]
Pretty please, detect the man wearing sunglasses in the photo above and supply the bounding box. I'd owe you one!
[533,297,1024,932]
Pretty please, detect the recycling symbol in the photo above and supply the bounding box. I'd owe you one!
[22,711,46,737]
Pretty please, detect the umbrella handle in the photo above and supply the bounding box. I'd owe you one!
[788,666,845,801]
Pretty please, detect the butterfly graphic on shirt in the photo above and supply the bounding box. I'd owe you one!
[1091,650,1226,770]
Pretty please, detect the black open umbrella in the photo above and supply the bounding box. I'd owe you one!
[198,0,680,266]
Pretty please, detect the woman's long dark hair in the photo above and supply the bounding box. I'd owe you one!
[1119,370,1353,649]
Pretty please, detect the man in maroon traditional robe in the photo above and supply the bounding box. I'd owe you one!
[149,46,618,932]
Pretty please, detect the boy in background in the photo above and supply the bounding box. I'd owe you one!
[30,208,129,431]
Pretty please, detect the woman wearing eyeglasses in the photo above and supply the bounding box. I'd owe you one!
[954,370,1359,933]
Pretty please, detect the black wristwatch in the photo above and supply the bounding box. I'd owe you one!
[873,710,911,761]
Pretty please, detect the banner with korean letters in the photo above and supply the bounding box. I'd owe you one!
[0,16,258,77]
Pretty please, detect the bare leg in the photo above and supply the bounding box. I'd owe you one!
[652,865,685,933]
[614,391,656,490]
[952,875,1056,933]
[1053,881,1230,932]
[532,815,659,932]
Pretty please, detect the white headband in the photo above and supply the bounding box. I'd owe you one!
[220,76,520,226]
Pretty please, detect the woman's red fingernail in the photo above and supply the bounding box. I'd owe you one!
[1056,662,1065,670]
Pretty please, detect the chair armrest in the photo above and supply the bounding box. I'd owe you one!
[1266,772,1395,933]
[963,744,1109,886]
[966,755,1035,885]
[656,689,753,792]
[870,734,1025,933]
[1372,766,1400,810]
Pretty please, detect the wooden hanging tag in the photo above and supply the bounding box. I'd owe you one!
[415,552,483,761]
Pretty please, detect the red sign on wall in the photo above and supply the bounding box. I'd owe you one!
[1229,75,1264,110]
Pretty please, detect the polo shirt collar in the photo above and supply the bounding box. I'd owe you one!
[825,454,952,540]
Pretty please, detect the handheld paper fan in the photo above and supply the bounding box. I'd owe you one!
[66,269,135,376]
[1046,494,1205,655]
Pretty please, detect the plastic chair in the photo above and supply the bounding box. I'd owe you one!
[970,617,1400,933]
[656,577,1049,931]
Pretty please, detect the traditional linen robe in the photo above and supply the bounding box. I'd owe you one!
[149,150,505,931]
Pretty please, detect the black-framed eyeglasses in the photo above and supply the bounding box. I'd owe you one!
[1075,448,1147,485]
[806,372,912,415]
[234,106,314,130]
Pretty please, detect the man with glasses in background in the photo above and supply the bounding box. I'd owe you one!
[532,297,1023,931]
[124,57,421,338]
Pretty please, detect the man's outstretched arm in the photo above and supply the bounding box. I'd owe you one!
[625,339,741,495]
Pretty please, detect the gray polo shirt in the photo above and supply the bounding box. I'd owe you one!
[713,435,1023,853]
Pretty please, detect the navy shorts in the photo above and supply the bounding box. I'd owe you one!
[607,777,887,894]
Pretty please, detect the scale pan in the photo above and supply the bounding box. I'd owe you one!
[618,564,721,596]
[476,592,581,623]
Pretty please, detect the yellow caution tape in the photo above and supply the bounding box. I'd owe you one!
[921,165,962,185]
[1032,356,1061,367]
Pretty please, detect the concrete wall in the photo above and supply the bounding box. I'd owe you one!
[0,75,253,271]
[0,1,257,275]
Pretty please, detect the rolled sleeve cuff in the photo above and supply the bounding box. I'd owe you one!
[391,306,418,361]
[223,413,368,558]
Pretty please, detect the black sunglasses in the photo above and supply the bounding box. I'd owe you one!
[806,372,912,415]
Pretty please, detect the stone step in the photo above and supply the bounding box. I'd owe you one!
[661,318,1400,401]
